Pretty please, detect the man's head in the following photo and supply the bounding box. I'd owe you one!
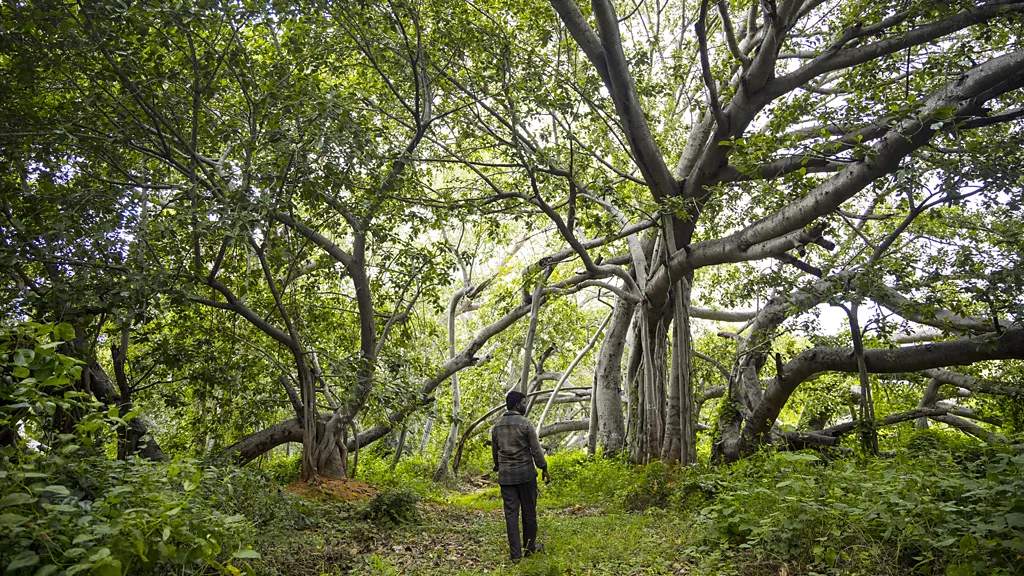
[505,390,527,413]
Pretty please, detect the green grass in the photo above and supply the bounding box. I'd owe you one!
[251,433,1024,576]
[352,500,691,575]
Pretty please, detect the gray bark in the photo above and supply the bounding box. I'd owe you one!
[736,328,1024,458]
[595,295,636,455]
[916,378,942,429]
[434,286,472,481]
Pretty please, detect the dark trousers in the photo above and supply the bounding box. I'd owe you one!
[499,479,538,559]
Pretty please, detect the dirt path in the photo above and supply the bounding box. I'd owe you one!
[354,491,693,575]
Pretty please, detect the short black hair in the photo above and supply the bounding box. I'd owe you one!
[505,390,526,410]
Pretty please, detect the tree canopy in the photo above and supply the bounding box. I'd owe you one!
[2,0,1023,482]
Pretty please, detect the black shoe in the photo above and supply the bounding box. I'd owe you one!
[525,543,545,557]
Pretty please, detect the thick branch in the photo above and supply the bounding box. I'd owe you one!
[743,328,1024,444]
[587,0,678,199]
[666,49,1024,280]
[539,419,590,438]
[769,3,1024,98]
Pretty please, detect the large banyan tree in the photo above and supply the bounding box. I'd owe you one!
[2,0,1023,477]
[421,0,1024,465]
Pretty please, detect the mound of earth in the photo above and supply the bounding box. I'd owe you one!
[286,477,378,501]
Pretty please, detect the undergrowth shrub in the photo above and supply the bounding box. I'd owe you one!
[260,453,301,485]
[683,440,1024,575]
[1,323,283,575]
[622,461,679,511]
[359,487,420,526]
[542,451,638,509]
[357,452,438,497]
[0,455,264,575]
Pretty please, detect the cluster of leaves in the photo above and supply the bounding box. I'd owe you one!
[0,322,98,454]
[0,456,265,575]
[358,488,420,527]
[672,435,1024,575]
[0,323,298,575]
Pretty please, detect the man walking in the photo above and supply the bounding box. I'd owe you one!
[491,390,550,561]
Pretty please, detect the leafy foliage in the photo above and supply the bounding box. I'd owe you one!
[0,456,266,576]
[677,439,1024,575]
[359,488,420,527]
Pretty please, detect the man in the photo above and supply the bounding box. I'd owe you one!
[491,390,551,561]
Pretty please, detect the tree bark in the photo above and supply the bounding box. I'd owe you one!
[730,328,1024,460]
[520,267,553,393]
[434,286,472,480]
[594,295,635,455]
[916,377,942,429]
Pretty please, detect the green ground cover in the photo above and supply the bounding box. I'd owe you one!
[4,432,1023,576]
[254,436,1024,576]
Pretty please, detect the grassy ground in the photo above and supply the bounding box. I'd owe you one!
[254,439,1024,576]
[355,486,693,576]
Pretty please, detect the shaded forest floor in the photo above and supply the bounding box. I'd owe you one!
[6,431,1022,575]
[258,479,694,575]
[251,438,1024,576]
[358,492,692,575]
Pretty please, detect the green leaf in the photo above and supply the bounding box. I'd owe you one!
[62,549,86,559]
[33,566,59,576]
[41,485,70,496]
[65,563,91,576]
[6,551,40,572]
[231,549,261,560]
[0,513,29,527]
[0,493,37,508]
[72,533,98,545]
[86,548,110,563]
[13,348,34,367]
[90,559,121,576]
[53,322,76,341]
[1005,512,1024,528]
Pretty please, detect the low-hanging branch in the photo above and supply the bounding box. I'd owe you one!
[741,328,1024,449]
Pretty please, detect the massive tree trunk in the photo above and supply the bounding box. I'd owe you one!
[661,268,696,465]
[630,308,668,464]
[594,295,635,455]
[660,214,697,465]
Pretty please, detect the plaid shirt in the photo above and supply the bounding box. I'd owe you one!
[491,410,547,485]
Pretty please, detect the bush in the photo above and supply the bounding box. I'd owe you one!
[683,446,1024,575]
[359,487,420,526]
[261,453,301,485]
[0,455,264,575]
[355,451,440,498]
[542,451,638,509]
[622,461,676,511]
[0,322,285,574]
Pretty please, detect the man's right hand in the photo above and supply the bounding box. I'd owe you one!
[542,468,551,484]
